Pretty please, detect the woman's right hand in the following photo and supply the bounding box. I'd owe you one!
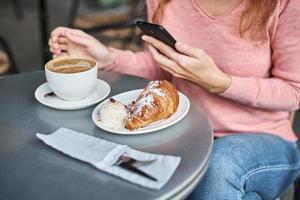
[48,27,116,69]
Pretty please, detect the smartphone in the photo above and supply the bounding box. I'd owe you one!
[136,21,177,50]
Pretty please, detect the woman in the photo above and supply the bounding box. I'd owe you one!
[49,0,300,199]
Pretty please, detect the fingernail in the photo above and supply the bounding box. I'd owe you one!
[141,35,147,41]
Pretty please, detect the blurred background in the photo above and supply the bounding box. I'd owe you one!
[0,0,145,74]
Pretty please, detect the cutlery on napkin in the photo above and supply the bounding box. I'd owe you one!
[115,154,158,181]
[36,128,181,190]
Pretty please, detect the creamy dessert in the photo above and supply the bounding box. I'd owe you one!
[98,98,128,129]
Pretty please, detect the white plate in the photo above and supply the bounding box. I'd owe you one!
[35,79,110,110]
[92,89,190,135]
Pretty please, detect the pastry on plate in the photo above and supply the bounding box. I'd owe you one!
[125,80,179,130]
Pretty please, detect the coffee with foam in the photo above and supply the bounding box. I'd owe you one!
[46,58,96,74]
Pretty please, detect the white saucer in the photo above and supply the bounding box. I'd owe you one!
[35,79,110,110]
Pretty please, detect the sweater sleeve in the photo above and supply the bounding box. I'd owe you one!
[106,0,170,80]
[220,0,300,111]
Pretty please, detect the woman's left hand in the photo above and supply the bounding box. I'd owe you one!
[142,35,231,94]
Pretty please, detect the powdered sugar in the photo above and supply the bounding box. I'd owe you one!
[144,81,166,97]
[148,80,160,87]
[131,95,154,116]
[150,88,166,97]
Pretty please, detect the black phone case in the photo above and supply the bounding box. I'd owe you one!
[136,21,177,50]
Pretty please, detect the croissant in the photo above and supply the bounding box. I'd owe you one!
[125,80,179,130]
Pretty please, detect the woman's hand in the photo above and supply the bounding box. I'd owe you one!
[48,27,116,69]
[142,35,231,94]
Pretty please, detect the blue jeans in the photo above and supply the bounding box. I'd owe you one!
[187,133,300,200]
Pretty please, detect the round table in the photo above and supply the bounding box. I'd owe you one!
[0,71,213,200]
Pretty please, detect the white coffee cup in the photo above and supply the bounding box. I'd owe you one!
[45,56,97,101]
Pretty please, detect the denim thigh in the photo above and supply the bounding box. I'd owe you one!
[188,133,300,200]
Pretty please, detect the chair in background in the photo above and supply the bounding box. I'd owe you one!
[69,0,146,51]
[295,180,300,200]
[0,0,23,75]
[293,110,300,200]
[0,35,19,75]
[287,111,300,200]
[274,112,298,200]
[70,0,145,30]
[290,112,296,125]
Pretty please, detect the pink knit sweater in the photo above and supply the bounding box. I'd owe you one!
[109,0,300,141]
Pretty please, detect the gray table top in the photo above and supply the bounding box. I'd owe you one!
[0,71,213,200]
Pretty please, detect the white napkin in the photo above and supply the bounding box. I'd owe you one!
[36,128,181,190]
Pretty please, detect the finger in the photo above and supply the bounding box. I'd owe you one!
[160,64,185,79]
[53,52,67,59]
[52,53,60,59]
[175,41,204,58]
[59,52,68,57]
[48,39,56,48]
[142,35,178,59]
[51,26,70,42]
[59,44,68,51]
[52,42,60,49]
[48,38,53,47]
[51,27,90,43]
[50,46,61,54]
[49,37,68,54]
[65,28,93,38]
[148,45,192,79]
[142,35,191,66]
[148,45,177,70]
[64,31,91,47]
[149,45,177,75]
[49,46,55,53]
[58,36,68,44]
[48,39,60,49]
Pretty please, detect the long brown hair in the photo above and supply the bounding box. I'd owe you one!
[152,0,278,41]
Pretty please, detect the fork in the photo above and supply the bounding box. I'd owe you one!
[115,154,158,181]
